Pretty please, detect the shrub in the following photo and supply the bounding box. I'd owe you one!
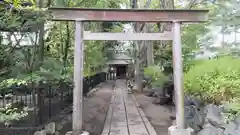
[183,59,205,72]
[222,99,240,122]
[0,101,32,126]
[144,65,168,88]
[184,56,240,104]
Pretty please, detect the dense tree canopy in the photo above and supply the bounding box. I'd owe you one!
[0,0,239,83]
[0,0,124,82]
[0,0,239,90]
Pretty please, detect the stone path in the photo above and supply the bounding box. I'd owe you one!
[101,79,158,135]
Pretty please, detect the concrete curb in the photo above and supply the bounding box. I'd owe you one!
[85,81,114,98]
[132,94,158,135]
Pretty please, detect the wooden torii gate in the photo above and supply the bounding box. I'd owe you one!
[49,8,208,135]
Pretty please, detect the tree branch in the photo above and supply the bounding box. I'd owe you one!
[139,0,152,31]
[188,0,198,9]
[188,0,207,9]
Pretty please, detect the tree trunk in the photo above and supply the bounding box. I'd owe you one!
[159,0,174,32]
[234,25,237,47]
[146,24,154,65]
[222,26,225,48]
[158,0,174,69]
[63,22,70,67]
[38,0,45,63]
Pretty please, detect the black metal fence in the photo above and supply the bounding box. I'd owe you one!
[0,127,43,135]
[0,72,107,135]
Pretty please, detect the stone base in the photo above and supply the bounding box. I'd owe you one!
[65,131,89,135]
[168,126,194,135]
[34,130,47,135]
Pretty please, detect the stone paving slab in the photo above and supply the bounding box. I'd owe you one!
[101,79,158,135]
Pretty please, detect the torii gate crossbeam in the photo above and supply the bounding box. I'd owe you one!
[48,7,208,135]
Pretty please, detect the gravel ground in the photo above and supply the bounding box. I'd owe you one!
[134,92,174,135]
[59,81,114,135]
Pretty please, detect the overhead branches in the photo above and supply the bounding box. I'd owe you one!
[139,0,152,31]
[0,0,47,32]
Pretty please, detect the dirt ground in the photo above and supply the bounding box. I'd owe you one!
[134,92,174,135]
[59,81,174,135]
[60,81,114,135]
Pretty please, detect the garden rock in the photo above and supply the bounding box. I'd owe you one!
[182,103,240,135]
[34,130,47,135]
[185,106,197,119]
[224,122,238,135]
[54,131,60,135]
[184,96,202,108]
[56,123,63,131]
[222,104,232,113]
[184,106,205,132]
[202,118,211,127]
[45,122,56,134]
[237,125,240,133]
[197,124,224,135]
[205,104,225,128]
[186,117,202,132]
[193,111,205,132]
[234,115,240,125]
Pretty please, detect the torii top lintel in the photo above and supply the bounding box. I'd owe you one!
[48,7,209,22]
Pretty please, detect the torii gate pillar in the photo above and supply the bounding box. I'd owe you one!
[72,20,84,135]
[173,22,184,128]
[167,22,194,135]
[48,7,208,135]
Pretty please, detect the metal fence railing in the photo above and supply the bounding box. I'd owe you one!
[0,72,107,135]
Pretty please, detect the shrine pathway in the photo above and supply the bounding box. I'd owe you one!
[101,79,158,135]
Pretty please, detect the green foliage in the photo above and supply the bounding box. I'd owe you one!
[0,0,47,32]
[0,56,74,94]
[152,23,207,74]
[0,78,27,89]
[183,59,205,72]
[0,101,32,125]
[222,99,240,122]
[182,24,208,51]
[184,57,240,104]
[0,0,123,95]
[144,65,168,88]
